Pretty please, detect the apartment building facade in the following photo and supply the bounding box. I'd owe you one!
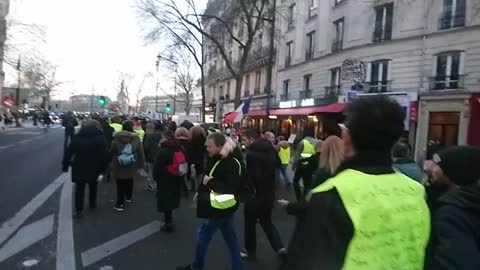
[0,0,8,113]
[275,0,480,161]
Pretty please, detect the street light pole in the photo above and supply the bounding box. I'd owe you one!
[15,55,22,127]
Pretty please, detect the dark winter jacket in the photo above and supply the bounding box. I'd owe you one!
[101,123,114,146]
[62,115,78,133]
[190,135,206,175]
[246,138,281,204]
[280,151,426,270]
[425,185,480,270]
[62,126,108,183]
[144,131,163,163]
[197,150,242,219]
[111,131,146,180]
[393,158,423,183]
[153,139,183,212]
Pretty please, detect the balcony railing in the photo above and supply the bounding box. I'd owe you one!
[285,56,291,67]
[430,75,464,90]
[439,15,465,30]
[325,85,341,96]
[300,90,312,99]
[305,50,313,61]
[253,88,260,95]
[244,90,250,97]
[366,80,392,93]
[280,93,290,101]
[246,46,273,66]
[372,25,392,42]
[332,39,343,53]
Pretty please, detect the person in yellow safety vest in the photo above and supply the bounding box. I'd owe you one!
[277,136,292,186]
[292,128,317,200]
[110,116,123,133]
[279,96,430,270]
[177,133,243,270]
[134,127,145,141]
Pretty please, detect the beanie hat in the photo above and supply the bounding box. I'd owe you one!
[433,146,480,186]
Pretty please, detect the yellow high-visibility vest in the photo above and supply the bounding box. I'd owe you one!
[278,147,291,165]
[309,169,430,270]
[134,128,145,141]
[110,123,122,132]
[300,139,315,159]
[208,158,241,210]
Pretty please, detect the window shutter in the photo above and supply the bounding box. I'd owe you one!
[366,62,372,82]
[459,51,465,75]
[432,55,438,77]
[385,4,394,40]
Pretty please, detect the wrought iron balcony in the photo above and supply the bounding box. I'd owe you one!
[430,75,464,90]
[325,85,341,96]
[332,39,343,53]
[365,81,392,93]
[299,90,312,99]
[439,15,465,30]
[280,93,290,101]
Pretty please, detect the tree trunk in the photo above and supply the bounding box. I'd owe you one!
[234,74,243,108]
[186,93,191,115]
[201,70,206,122]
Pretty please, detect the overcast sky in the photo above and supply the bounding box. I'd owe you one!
[5,0,207,101]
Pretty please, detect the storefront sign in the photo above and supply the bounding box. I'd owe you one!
[301,98,314,107]
[279,98,314,108]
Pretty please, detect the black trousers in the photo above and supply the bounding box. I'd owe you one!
[293,166,313,201]
[75,180,98,212]
[64,131,75,148]
[116,178,133,206]
[244,200,284,254]
[164,210,173,224]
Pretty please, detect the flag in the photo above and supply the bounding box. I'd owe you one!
[223,98,252,124]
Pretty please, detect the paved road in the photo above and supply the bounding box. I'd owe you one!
[0,127,297,270]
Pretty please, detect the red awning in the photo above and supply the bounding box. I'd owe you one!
[269,103,345,116]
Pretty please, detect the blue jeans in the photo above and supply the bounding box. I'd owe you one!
[279,165,291,184]
[192,214,243,270]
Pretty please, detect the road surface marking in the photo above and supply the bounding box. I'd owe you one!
[56,180,76,270]
[0,214,54,262]
[17,138,34,144]
[0,173,67,245]
[81,220,161,267]
[0,144,15,150]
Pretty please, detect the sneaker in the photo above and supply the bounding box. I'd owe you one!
[176,265,192,270]
[113,205,124,212]
[240,250,256,260]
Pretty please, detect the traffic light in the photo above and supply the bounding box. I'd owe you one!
[165,103,171,113]
[98,96,106,106]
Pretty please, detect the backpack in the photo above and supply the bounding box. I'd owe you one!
[233,158,254,203]
[167,150,188,176]
[117,143,136,167]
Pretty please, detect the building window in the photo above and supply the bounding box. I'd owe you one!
[306,31,315,61]
[373,3,393,42]
[285,41,293,67]
[308,0,317,18]
[302,74,312,98]
[432,51,464,90]
[288,4,296,29]
[368,60,390,93]
[327,67,341,95]
[244,74,250,96]
[440,0,465,30]
[254,70,261,94]
[332,18,344,52]
[282,80,290,101]
[226,81,231,99]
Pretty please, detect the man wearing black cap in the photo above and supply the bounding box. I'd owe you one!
[425,146,480,270]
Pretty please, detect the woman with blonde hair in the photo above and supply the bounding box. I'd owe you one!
[312,135,344,187]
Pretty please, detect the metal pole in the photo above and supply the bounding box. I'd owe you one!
[265,0,276,117]
[15,57,22,127]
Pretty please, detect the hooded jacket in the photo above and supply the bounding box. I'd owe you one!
[425,185,480,270]
[62,126,108,183]
[111,130,146,180]
[196,139,241,219]
[246,138,281,202]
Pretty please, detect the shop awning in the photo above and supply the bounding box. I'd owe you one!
[269,103,345,116]
[247,109,267,116]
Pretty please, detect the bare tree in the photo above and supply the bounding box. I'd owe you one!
[4,19,46,69]
[135,72,153,113]
[137,0,206,119]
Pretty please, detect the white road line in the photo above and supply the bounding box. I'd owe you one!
[17,138,34,144]
[0,214,54,262]
[0,144,15,150]
[56,180,76,270]
[81,220,161,267]
[0,174,67,246]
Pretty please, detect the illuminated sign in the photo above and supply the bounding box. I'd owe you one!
[280,98,314,108]
[301,98,314,107]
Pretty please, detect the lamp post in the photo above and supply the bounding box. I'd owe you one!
[157,55,178,115]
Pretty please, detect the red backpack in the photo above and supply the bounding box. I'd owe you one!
[167,150,188,176]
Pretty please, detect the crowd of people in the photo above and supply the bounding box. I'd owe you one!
[60,95,480,270]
